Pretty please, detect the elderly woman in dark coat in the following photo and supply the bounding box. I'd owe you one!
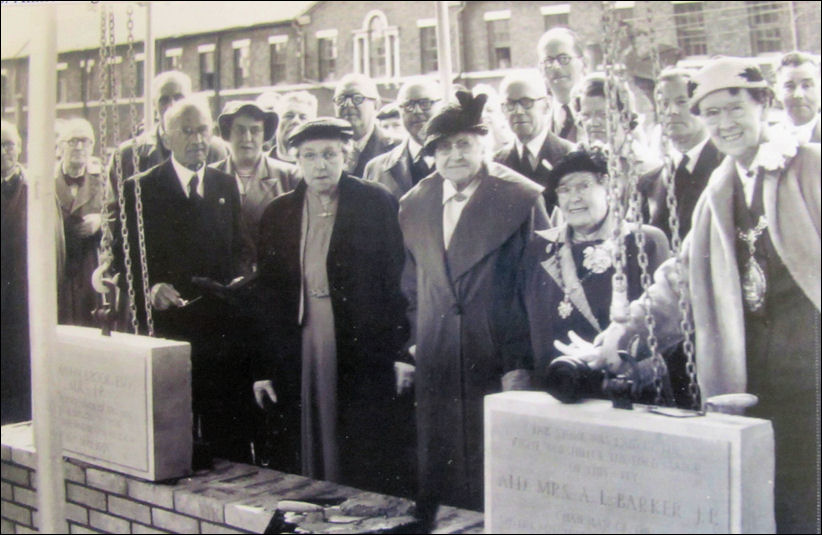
[251,118,412,497]
[516,149,670,399]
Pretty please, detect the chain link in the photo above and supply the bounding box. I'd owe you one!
[125,5,155,336]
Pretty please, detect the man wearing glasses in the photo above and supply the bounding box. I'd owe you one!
[332,73,399,178]
[55,118,105,327]
[364,77,441,199]
[493,71,573,217]
[537,27,587,143]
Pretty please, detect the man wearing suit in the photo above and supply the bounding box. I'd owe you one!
[333,73,399,178]
[537,27,587,143]
[114,97,248,463]
[399,92,549,525]
[363,77,440,199]
[55,118,105,326]
[109,71,227,187]
[776,51,820,144]
[211,100,299,274]
[494,71,574,216]
[651,68,723,242]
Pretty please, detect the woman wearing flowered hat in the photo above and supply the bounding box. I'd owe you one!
[398,91,550,521]
[516,148,670,399]
[562,56,820,533]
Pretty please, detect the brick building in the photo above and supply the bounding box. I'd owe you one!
[2,1,820,156]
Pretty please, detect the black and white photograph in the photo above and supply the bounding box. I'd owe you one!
[1,1,820,533]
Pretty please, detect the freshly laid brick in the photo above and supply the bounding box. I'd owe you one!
[201,520,247,534]
[127,479,174,509]
[89,510,130,534]
[1,499,33,526]
[131,523,166,534]
[11,448,37,470]
[0,481,11,500]
[108,495,151,524]
[70,523,105,534]
[13,485,38,508]
[63,461,86,485]
[66,482,106,511]
[86,468,127,495]
[0,463,30,487]
[151,507,199,533]
[65,502,89,525]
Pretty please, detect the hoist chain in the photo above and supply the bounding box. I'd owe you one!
[126,5,155,336]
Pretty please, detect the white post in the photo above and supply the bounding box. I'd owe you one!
[435,1,453,100]
[787,1,798,51]
[144,1,154,131]
[27,4,67,533]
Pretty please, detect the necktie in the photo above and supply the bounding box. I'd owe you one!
[411,154,430,184]
[188,174,202,202]
[522,147,535,175]
[675,154,690,181]
[559,104,574,140]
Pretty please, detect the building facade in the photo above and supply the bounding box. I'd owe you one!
[2,1,820,155]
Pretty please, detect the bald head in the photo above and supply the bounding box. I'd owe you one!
[333,74,380,140]
[163,97,213,168]
[537,28,586,104]
[397,77,441,144]
[500,71,550,143]
[58,118,95,172]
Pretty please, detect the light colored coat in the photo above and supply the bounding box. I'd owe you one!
[627,143,820,399]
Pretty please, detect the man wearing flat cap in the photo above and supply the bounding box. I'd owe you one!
[399,92,550,521]
[211,100,299,274]
[252,118,412,497]
[333,73,399,178]
[560,56,820,534]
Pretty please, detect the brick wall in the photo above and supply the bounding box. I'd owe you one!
[2,422,484,534]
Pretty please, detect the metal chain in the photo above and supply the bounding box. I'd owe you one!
[98,4,113,261]
[645,2,701,410]
[126,5,155,336]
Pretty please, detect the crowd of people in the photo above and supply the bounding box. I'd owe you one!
[1,25,819,534]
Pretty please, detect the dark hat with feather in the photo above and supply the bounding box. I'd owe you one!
[421,91,488,155]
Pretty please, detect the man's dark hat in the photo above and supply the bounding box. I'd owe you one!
[422,91,489,155]
[218,101,278,142]
[377,102,400,120]
[287,117,355,149]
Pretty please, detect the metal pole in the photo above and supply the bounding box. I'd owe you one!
[435,1,453,100]
[27,4,67,533]
[143,1,154,130]
[787,1,798,51]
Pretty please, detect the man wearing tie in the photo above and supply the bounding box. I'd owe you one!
[363,77,440,199]
[651,68,723,242]
[113,96,248,462]
[333,73,399,178]
[537,28,587,143]
[775,51,820,144]
[55,118,105,326]
[493,71,574,217]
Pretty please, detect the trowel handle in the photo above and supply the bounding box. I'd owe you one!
[705,393,759,415]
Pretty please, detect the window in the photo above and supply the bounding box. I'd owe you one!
[199,45,216,91]
[164,48,182,71]
[57,63,68,103]
[353,12,400,79]
[80,59,95,102]
[485,12,512,70]
[419,24,438,73]
[1,70,9,110]
[134,55,145,97]
[747,1,783,54]
[613,1,634,23]
[673,2,707,56]
[541,4,571,30]
[233,39,251,88]
[269,36,288,85]
[318,34,337,82]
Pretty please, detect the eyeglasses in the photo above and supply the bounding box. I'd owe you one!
[540,54,576,68]
[502,97,545,112]
[400,98,439,113]
[700,103,750,125]
[65,137,93,147]
[333,94,374,107]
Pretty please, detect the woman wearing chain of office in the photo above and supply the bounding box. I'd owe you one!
[561,56,820,534]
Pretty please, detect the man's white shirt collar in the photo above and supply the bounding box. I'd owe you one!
[355,123,376,151]
[408,138,434,168]
[171,155,205,198]
[791,114,819,144]
[671,135,709,174]
[515,126,550,165]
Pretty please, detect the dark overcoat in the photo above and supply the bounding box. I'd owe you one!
[493,130,574,214]
[254,174,411,495]
[398,162,549,511]
[56,162,105,326]
[363,139,418,199]
[351,126,399,179]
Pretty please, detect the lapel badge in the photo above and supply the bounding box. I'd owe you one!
[218,197,225,205]
[540,159,553,171]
